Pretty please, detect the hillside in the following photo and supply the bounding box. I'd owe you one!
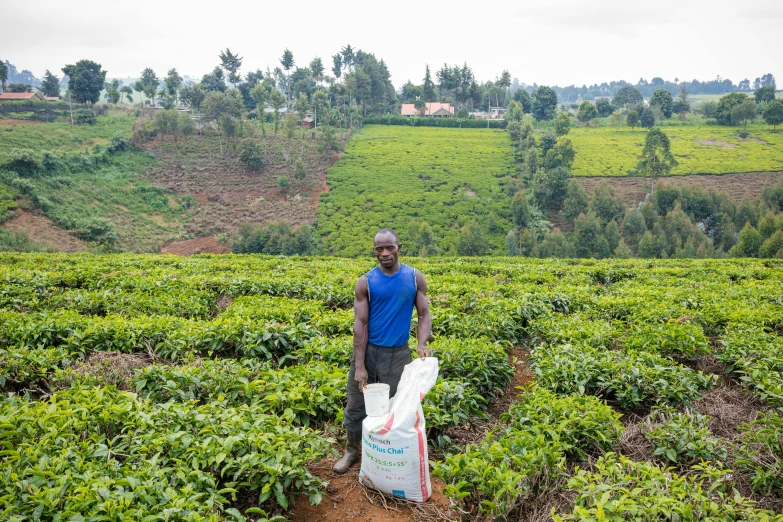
[142,130,340,239]
[317,125,517,256]
[0,113,342,252]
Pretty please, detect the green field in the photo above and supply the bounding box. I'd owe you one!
[0,115,135,153]
[569,124,783,176]
[1,254,783,520]
[318,125,517,256]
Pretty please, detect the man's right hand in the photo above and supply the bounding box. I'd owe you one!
[354,366,368,389]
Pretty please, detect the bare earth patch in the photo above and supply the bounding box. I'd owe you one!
[160,237,230,255]
[2,210,87,252]
[699,139,737,149]
[142,134,342,237]
[577,171,783,209]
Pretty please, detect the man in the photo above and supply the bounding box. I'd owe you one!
[333,228,432,474]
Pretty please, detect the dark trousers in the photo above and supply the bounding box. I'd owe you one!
[344,343,412,432]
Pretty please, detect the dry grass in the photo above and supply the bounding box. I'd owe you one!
[64,351,151,390]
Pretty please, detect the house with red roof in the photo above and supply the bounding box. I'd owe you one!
[400,102,455,118]
[0,92,44,101]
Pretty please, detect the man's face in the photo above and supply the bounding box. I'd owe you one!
[373,232,400,269]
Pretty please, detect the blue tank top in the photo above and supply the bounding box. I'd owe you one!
[366,263,417,348]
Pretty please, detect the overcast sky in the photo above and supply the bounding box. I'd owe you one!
[4,0,781,88]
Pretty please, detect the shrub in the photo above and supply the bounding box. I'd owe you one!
[75,217,117,246]
[74,108,96,125]
[502,386,623,460]
[736,411,783,496]
[2,148,41,177]
[554,453,776,520]
[644,406,727,466]
[239,139,265,170]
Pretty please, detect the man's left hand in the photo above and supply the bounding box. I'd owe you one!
[416,346,431,359]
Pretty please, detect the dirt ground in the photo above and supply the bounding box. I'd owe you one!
[577,171,783,208]
[160,236,230,255]
[290,347,533,522]
[2,210,87,252]
[142,134,342,238]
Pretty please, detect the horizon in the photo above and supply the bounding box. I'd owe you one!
[3,0,781,90]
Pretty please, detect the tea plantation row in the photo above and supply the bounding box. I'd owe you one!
[1,254,782,520]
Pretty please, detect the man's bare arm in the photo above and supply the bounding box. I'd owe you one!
[414,270,432,358]
[353,276,370,388]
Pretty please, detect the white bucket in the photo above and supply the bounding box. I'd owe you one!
[363,383,390,416]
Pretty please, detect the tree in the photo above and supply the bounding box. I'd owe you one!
[729,223,762,257]
[133,80,146,110]
[589,181,624,224]
[699,100,718,119]
[239,139,264,170]
[732,100,757,129]
[280,48,295,103]
[511,191,532,227]
[268,89,285,136]
[7,84,32,93]
[201,67,227,93]
[612,85,643,108]
[120,85,133,104]
[408,220,439,256]
[180,84,205,110]
[498,70,511,106]
[577,101,598,122]
[715,92,748,125]
[309,57,325,83]
[311,89,329,129]
[219,48,243,87]
[62,60,107,104]
[105,79,120,106]
[413,98,426,116]
[532,86,558,121]
[139,68,159,106]
[543,136,575,170]
[574,212,610,258]
[40,70,60,97]
[562,180,588,222]
[640,107,655,128]
[457,220,489,256]
[595,98,614,117]
[423,65,436,102]
[513,89,531,113]
[763,101,783,129]
[294,92,309,151]
[0,60,7,93]
[636,127,678,197]
[622,209,647,253]
[755,86,776,104]
[650,89,674,118]
[555,110,571,135]
[164,68,183,102]
[610,112,624,130]
[626,110,640,130]
[331,54,342,79]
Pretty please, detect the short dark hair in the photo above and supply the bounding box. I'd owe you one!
[375,228,399,242]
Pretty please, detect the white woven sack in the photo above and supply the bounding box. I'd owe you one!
[359,357,439,502]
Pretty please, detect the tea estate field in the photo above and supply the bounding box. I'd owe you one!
[569,124,783,176]
[1,254,783,521]
[317,125,517,257]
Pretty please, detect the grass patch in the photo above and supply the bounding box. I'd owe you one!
[0,114,135,153]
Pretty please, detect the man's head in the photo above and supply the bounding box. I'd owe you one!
[373,228,400,269]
